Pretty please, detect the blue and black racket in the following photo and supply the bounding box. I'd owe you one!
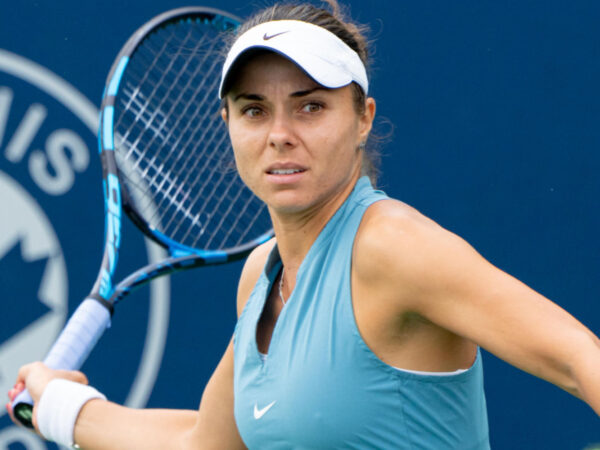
[12,7,272,427]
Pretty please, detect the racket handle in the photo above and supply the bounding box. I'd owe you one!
[11,298,111,428]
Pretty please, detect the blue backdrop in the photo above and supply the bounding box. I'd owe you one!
[0,1,598,449]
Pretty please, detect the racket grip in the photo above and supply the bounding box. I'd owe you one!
[11,298,111,428]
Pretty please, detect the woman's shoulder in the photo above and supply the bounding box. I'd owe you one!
[358,198,443,245]
[236,238,276,316]
[353,198,457,287]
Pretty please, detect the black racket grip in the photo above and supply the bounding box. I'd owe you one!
[12,298,111,428]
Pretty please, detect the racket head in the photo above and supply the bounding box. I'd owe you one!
[99,7,273,263]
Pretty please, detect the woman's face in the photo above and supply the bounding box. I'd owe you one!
[223,52,375,217]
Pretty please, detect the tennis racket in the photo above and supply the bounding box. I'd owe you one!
[12,6,272,427]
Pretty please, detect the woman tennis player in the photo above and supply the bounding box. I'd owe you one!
[7,1,600,448]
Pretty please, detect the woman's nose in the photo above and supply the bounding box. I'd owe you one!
[267,113,298,151]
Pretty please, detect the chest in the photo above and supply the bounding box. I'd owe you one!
[233,266,409,448]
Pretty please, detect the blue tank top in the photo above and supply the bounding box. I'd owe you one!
[233,177,490,449]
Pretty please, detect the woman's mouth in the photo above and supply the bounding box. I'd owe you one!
[268,168,304,175]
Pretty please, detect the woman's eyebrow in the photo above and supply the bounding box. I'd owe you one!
[232,87,328,102]
[291,87,329,98]
[233,93,264,102]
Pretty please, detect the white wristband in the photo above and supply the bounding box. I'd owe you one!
[37,379,106,447]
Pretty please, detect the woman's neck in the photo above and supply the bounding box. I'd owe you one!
[270,173,360,280]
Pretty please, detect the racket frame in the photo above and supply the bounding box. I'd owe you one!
[12,6,274,428]
[99,6,249,300]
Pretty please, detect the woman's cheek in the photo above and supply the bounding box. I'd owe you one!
[232,149,259,194]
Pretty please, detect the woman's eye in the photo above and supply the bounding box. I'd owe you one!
[243,106,263,118]
[302,103,323,113]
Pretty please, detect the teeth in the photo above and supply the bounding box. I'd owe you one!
[270,169,302,175]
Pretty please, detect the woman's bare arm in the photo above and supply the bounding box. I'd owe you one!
[8,241,275,448]
[73,339,244,450]
[356,200,600,415]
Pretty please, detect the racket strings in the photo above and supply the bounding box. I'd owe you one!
[113,18,271,251]
[120,24,224,207]
[119,25,210,175]
[202,176,264,249]
[171,117,235,234]
[138,30,264,247]
[151,66,226,228]
[115,28,197,159]
[147,49,234,238]
[116,25,218,183]
[137,29,213,169]
[119,68,233,243]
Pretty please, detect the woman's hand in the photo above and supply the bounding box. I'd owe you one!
[6,362,89,431]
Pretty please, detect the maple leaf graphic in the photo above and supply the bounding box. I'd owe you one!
[0,239,51,345]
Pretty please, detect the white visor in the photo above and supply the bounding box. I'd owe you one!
[219,20,369,98]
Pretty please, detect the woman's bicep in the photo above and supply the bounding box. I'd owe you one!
[189,338,245,449]
[395,219,599,396]
[358,202,599,397]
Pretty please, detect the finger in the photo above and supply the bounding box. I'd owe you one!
[7,381,24,402]
[6,401,17,425]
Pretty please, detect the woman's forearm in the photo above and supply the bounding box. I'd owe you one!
[74,400,199,450]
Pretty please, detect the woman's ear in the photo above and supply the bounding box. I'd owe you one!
[358,97,376,144]
[221,105,228,124]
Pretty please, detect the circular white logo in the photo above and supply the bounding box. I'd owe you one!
[0,49,170,448]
